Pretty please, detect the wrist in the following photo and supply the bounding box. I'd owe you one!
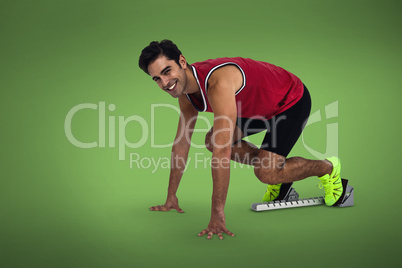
[210,210,226,225]
[211,207,225,217]
[167,192,177,199]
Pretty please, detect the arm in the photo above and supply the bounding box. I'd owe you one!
[150,95,198,212]
[167,95,198,200]
[197,65,243,239]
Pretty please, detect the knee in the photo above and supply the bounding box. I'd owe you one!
[254,166,278,184]
[254,166,284,184]
[253,154,285,184]
[205,129,213,152]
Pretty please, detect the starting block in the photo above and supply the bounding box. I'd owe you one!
[251,179,354,212]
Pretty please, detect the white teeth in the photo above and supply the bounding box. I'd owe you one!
[168,83,176,90]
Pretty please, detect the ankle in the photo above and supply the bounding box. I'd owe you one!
[318,160,333,177]
[326,160,334,174]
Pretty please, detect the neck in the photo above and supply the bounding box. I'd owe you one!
[184,65,200,95]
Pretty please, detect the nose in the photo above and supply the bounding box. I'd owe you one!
[161,77,169,88]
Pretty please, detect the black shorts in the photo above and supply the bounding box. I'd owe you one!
[236,85,311,157]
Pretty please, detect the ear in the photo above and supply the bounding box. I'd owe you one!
[179,55,187,69]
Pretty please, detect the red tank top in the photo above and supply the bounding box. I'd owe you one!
[186,57,304,119]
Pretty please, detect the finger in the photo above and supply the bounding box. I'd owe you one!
[218,232,224,240]
[160,206,170,211]
[175,207,184,213]
[223,229,235,237]
[150,205,168,211]
[198,229,208,237]
[151,205,164,211]
[207,232,213,240]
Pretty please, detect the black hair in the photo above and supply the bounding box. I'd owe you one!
[138,40,183,75]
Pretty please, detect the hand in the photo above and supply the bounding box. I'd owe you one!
[198,213,235,240]
[149,195,184,213]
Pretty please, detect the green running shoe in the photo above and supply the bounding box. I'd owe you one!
[319,157,343,206]
[262,183,282,202]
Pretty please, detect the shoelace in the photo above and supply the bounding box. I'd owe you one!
[318,181,332,195]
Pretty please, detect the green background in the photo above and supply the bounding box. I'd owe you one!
[1,0,401,267]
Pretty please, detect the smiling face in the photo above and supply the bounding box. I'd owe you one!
[147,55,189,98]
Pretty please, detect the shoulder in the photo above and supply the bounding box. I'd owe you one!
[193,57,245,69]
[207,64,244,93]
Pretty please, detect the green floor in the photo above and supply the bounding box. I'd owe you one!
[1,0,401,267]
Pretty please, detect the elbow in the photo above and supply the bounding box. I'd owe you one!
[212,146,232,158]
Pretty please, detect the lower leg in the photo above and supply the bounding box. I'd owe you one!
[255,151,332,184]
[205,128,332,184]
[278,157,331,182]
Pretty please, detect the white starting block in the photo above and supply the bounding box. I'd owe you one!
[251,179,354,212]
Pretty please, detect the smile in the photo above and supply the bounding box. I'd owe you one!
[167,82,176,91]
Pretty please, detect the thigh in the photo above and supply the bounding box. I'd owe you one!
[235,117,269,138]
[260,85,311,157]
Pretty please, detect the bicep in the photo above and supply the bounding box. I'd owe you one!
[208,83,237,150]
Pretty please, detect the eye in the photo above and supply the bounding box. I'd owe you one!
[165,69,171,75]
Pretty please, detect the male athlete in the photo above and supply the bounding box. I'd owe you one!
[138,40,343,240]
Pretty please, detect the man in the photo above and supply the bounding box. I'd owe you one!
[138,40,343,240]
